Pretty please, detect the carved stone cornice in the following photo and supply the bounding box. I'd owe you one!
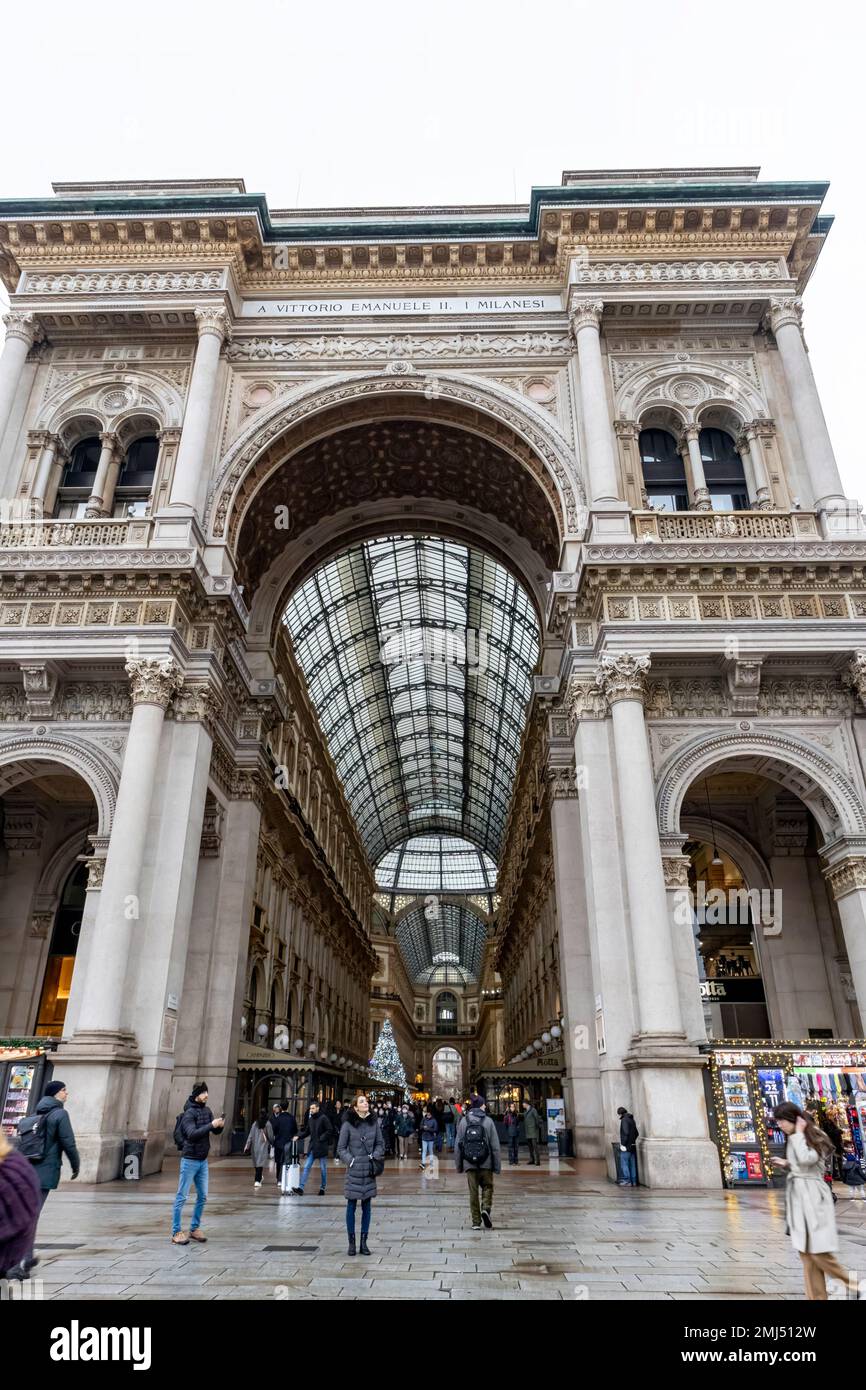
[125,656,183,709]
[568,298,604,338]
[823,856,866,900]
[194,306,231,343]
[2,310,42,346]
[765,296,804,335]
[594,651,651,707]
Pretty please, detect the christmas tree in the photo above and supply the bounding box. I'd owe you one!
[370,1018,409,1098]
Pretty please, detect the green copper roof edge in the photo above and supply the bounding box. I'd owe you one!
[0,180,830,244]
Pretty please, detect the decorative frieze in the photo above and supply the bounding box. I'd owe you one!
[225,330,572,362]
[573,258,787,285]
[21,269,226,296]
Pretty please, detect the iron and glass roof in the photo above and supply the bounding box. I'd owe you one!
[284,535,540,866]
[396,902,489,985]
[376,835,496,895]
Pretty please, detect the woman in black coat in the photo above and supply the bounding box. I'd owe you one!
[336,1094,385,1257]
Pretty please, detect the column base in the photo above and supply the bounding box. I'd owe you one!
[624,1034,722,1189]
[54,1030,142,1183]
[693,490,712,512]
[589,501,633,542]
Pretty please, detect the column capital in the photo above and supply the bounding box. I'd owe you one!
[125,656,184,708]
[765,296,804,335]
[544,762,580,800]
[26,429,56,451]
[194,306,232,343]
[613,417,639,441]
[157,425,183,446]
[568,298,604,339]
[169,678,224,731]
[843,651,866,704]
[594,651,651,706]
[2,310,42,346]
[98,430,119,452]
[823,855,866,900]
[681,425,701,444]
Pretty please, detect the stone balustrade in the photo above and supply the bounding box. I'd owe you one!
[0,517,152,548]
[633,509,818,543]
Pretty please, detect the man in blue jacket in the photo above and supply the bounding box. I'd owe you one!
[171,1082,224,1245]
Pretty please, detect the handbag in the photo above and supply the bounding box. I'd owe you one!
[362,1123,385,1176]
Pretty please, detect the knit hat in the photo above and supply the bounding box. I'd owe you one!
[190,1081,208,1100]
[470,1094,485,1108]
[44,1080,66,1097]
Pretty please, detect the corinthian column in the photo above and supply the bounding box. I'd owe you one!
[167,307,230,516]
[85,432,120,517]
[0,311,41,445]
[766,297,852,522]
[569,299,627,527]
[680,427,711,511]
[71,658,184,1038]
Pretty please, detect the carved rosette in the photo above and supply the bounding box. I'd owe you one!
[595,652,651,707]
[194,306,231,343]
[823,856,866,900]
[766,296,804,335]
[2,310,42,346]
[568,298,604,340]
[125,657,184,709]
[844,651,866,706]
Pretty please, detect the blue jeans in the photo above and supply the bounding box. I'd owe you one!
[508,1132,519,1164]
[445,1123,455,1148]
[620,1150,637,1185]
[422,1139,435,1166]
[172,1157,208,1233]
[301,1152,327,1191]
[346,1197,371,1237]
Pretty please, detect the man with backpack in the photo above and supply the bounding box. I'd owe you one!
[454,1094,501,1230]
[16,1078,79,1268]
[171,1082,224,1245]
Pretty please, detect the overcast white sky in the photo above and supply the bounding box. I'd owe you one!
[2,0,863,495]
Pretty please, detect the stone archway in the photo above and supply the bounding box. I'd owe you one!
[431,1045,463,1099]
[0,736,119,837]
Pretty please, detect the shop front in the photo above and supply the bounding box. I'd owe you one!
[0,1038,57,1134]
[233,1047,351,1149]
[477,1060,565,1123]
[703,1042,866,1188]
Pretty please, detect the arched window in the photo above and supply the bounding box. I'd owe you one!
[699,428,749,511]
[639,429,688,512]
[114,434,158,518]
[54,436,101,518]
[435,991,459,1034]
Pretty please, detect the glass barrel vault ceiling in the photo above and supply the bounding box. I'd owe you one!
[396,902,488,985]
[376,835,497,895]
[283,535,541,868]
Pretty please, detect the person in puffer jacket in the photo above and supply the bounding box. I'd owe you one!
[0,1128,41,1280]
[336,1094,384,1257]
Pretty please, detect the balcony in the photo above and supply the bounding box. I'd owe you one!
[632,509,818,543]
[0,517,152,549]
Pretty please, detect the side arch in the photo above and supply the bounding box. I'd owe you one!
[0,735,119,836]
[656,728,866,840]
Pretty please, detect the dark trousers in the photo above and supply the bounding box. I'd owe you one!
[346,1197,371,1237]
[466,1169,494,1225]
[508,1134,519,1164]
[254,1165,263,1182]
[527,1139,540,1165]
[274,1148,284,1180]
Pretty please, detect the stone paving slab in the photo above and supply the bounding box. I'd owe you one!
[26,1155,866,1302]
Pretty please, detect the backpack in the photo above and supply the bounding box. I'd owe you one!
[173,1112,187,1152]
[461,1117,490,1168]
[16,1111,49,1164]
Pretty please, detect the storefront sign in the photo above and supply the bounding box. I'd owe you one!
[242,293,562,318]
[699,979,766,1003]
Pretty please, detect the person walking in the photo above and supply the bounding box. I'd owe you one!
[243,1109,273,1188]
[29,1080,80,1224]
[522,1099,542,1166]
[296,1099,334,1195]
[395,1104,414,1159]
[171,1082,224,1245]
[420,1105,438,1171]
[617,1106,639,1187]
[0,1127,41,1281]
[270,1101,299,1186]
[337,1094,385,1256]
[434,1097,447,1154]
[380,1101,396,1157]
[332,1100,345,1161]
[444,1097,458,1151]
[455,1094,501,1230]
[503,1102,521,1165]
[772,1102,857,1300]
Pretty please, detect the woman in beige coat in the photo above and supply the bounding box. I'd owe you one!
[772,1102,853,1300]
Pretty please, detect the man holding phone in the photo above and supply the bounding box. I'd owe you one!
[171,1082,224,1246]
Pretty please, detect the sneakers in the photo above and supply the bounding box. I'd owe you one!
[481,1209,493,1229]
[171,1231,190,1245]
[318,1187,326,1196]
[189,1229,207,1242]
[293,1188,304,1196]
[254,1180,262,1188]
[471,1224,482,1231]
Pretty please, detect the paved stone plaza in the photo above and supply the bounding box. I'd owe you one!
[28,1154,866,1301]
